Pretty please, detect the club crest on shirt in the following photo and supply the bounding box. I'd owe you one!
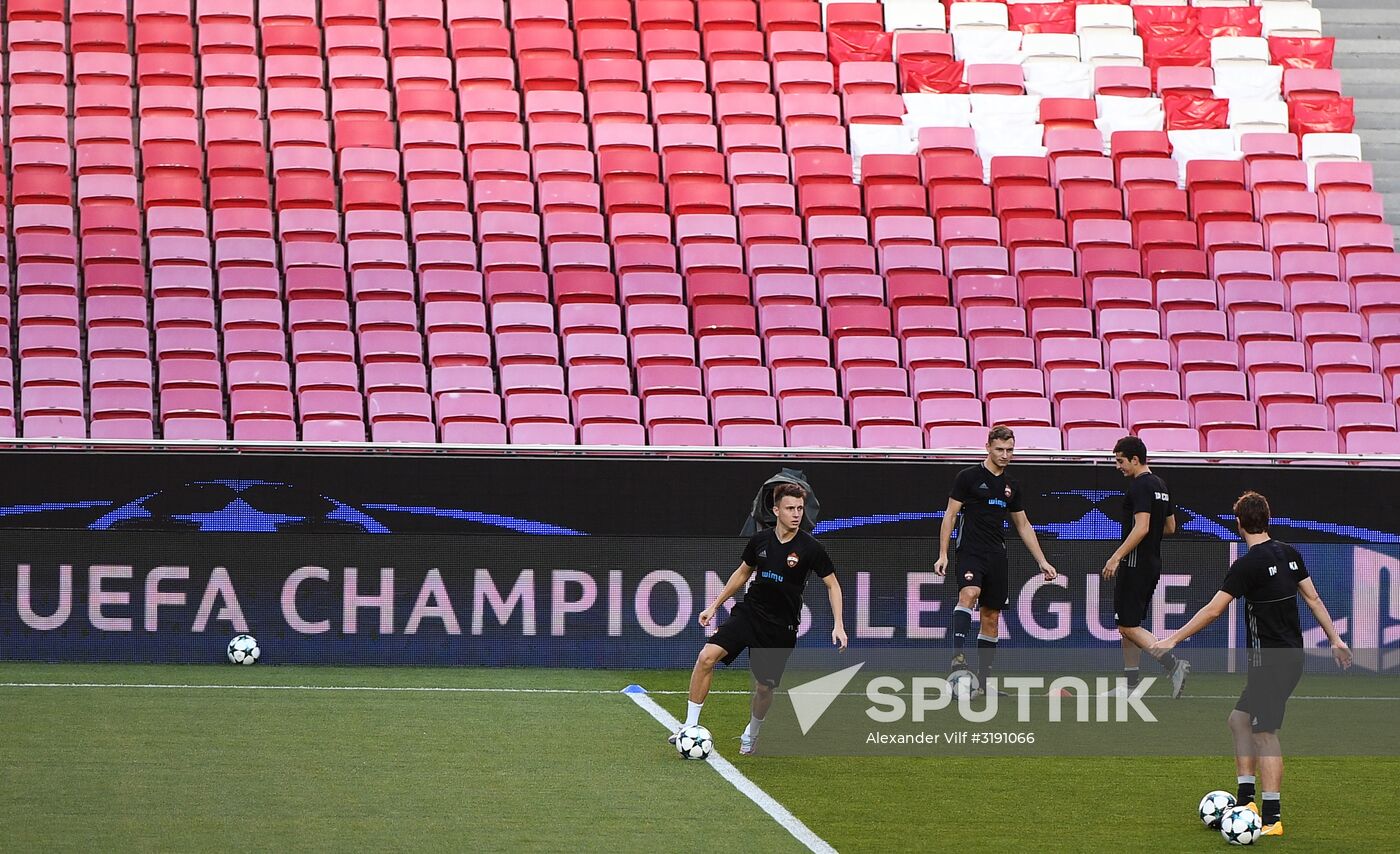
[787,552,799,568]
[1004,485,1012,499]
[965,572,974,580]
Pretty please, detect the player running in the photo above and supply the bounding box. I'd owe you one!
[1152,491,1351,838]
[934,426,1057,695]
[1102,436,1190,698]
[672,483,847,756]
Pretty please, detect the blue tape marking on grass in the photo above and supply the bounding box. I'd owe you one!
[621,684,648,695]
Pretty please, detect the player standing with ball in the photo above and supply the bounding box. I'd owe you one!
[934,426,1058,695]
[1152,491,1352,838]
[1102,436,1191,698]
[673,483,847,756]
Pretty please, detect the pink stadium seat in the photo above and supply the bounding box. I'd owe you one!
[1345,431,1400,455]
[1135,427,1202,453]
[1206,428,1271,453]
[1254,372,1316,408]
[0,7,1394,454]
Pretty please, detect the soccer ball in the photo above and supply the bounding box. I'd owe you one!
[1220,805,1262,845]
[675,725,713,760]
[948,669,980,699]
[1199,790,1236,829]
[227,634,261,665]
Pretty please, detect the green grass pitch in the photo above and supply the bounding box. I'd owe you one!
[2,662,1397,853]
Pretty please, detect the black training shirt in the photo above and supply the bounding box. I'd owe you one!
[1121,472,1172,568]
[740,528,835,629]
[1220,539,1310,650]
[950,464,1024,555]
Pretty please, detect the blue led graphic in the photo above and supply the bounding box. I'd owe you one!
[1037,508,1122,540]
[1180,510,1237,540]
[360,504,586,536]
[172,497,304,532]
[89,491,163,528]
[85,481,392,534]
[1224,514,1400,545]
[0,501,113,517]
[814,511,942,534]
[1,481,1396,542]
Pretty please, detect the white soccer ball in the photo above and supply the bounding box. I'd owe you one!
[1220,805,1262,845]
[227,634,261,665]
[675,725,713,760]
[948,669,980,699]
[1199,790,1236,829]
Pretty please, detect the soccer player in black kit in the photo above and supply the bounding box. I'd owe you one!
[934,426,1057,693]
[672,483,847,756]
[1153,491,1351,838]
[1101,436,1190,698]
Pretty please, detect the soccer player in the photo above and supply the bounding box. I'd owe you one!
[934,426,1058,694]
[1151,491,1351,838]
[672,483,847,756]
[1101,436,1190,698]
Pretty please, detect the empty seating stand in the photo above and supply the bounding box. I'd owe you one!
[0,0,1396,455]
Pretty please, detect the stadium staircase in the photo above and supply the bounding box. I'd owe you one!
[1317,0,1400,241]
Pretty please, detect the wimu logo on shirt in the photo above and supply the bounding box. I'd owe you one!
[760,570,785,583]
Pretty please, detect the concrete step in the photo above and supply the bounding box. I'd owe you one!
[1340,83,1400,100]
[1354,140,1400,164]
[1318,0,1400,238]
[1315,0,1400,11]
[1334,52,1400,70]
[1327,66,1399,84]
[1310,3,1400,23]
[1353,97,1400,113]
[1354,113,1400,131]
[1326,26,1400,40]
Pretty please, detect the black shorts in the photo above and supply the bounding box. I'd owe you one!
[956,550,1010,611]
[1235,651,1305,733]
[708,602,799,688]
[1113,559,1162,629]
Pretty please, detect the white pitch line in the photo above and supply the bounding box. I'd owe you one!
[0,681,620,694]
[643,689,1400,702]
[624,687,838,854]
[2,682,1395,704]
[1,683,1396,702]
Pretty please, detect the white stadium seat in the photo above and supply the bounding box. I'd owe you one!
[949,2,1010,32]
[1302,133,1364,165]
[1261,6,1324,39]
[1228,101,1291,135]
[1213,64,1283,103]
[954,29,1024,64]
[1211,37,1272,68]
[1024,62,1095,99]
[1075,5,1135,36]
[1021,34,1082,66]
[1079,33,1145,67]
[902,93,972,129]
[1095,94,1165,135]
[1171,129,1242,184]
[882,0,946,33]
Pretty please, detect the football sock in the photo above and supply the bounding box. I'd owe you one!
[952,607,974,650]
[745,715,765,740]
[1123,667,1141,688]
[1262,793,1281,825]
[976,634,998,683]
[1156,651,1180,672]
[684,700,703,729]
[1236,776,1256,806]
